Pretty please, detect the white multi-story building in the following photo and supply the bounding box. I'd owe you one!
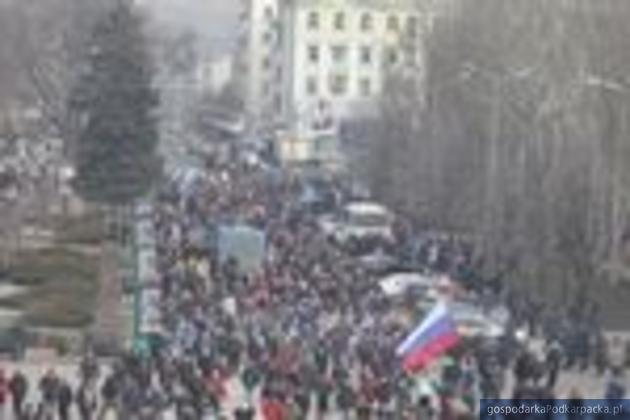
[237,0,426,165]
[280,0,423,124]
[236,0,283,132]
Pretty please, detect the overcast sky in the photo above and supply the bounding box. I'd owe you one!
[142,0,238,53]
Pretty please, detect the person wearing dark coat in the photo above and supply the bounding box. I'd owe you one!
[234,403,255,420]
[57,380,73,420]
[77,381,98,420]
[98,373,119,420]
[39,370,61,420]
[545,342,562,390]
[9,370,28,419]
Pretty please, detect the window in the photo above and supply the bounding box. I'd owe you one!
[360,13,373,31]
[264,6,274,19]
[312,136,325,152]
[274,95,282,112]
[307,11,319,30]
[314,101,333,130]
[390,50,400,65]
[330,74,348,95]
[306,76,318,95]
[387,48,399,65]
[308,45,320,63]
[360,78,372,96]
[387,15,400,31]
[405,47,418,65]
[262,56,272,70]
[407,16,419,36]
[262,82,271,97]
[262,31,273,44]
[360,46,372,65]
[334,12,345,30]
[239,9,248,23]
[331,45,348,63]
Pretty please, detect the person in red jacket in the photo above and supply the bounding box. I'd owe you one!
[261,389,288,420]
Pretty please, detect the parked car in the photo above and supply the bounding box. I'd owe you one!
[450,301,506,338]
[379,272,438,296]
[359,249,398,274]
[319,201,394,243]
[379,272,442,312]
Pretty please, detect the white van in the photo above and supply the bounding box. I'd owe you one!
[320,201,394,243]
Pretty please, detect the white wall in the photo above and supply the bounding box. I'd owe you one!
[239,0,281,126]
[239,0,425,148]
[196,55,234,94]
[283,1,422,136]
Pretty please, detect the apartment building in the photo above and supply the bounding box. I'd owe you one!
[237,0,425,164]
[236,0,283,132]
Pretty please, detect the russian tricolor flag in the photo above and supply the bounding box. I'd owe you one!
[396,303,460,373]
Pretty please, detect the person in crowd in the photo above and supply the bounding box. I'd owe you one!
[234,402,255,420]
[261,389,287,420]
[20,403,35,420]
[57,380,73,420]
[38,369,60,420]
[624,340,630,369]
[80,351,100,384]
[337,379,356,420]
[205,366,227,415]
[241,363,262,404]
[1,156,610,419]
[545,340,562,390]
[594,333,609,375]
[416,395,435,420]
[0,368,7,420]
[605,367,626,399]
[98,373,119,420]
[77,379,98,420]
[9,370,28,419]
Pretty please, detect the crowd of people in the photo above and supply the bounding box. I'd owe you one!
[0,359,98,420]
[0,154,627,419]
[143,156,626,417]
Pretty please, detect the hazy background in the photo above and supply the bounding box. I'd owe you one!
[141,0,238,52]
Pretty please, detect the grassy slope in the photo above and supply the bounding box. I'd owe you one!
[3,234,100,329]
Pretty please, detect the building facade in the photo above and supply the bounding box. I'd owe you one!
[237,0,426,164]
[281,0,423,126]
[236,0,283,132]
[194,53,235,95]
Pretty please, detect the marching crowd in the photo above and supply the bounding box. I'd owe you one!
[1,155,627,419]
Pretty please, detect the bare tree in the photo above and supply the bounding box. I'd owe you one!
[358,0,630,301]
[0,0,114,138]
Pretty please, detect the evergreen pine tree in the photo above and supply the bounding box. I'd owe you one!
[72,0,161,205]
